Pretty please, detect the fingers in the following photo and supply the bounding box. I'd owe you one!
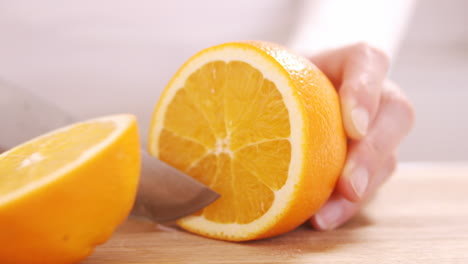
[311,43,390,139]
[311,154,398,231]
[308,43,415,231]
[310,192,356,231]
[337,81,415,202]
[339,44,389,139]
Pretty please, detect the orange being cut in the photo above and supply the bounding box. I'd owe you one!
[0,114,141,263]
[148,41,347,241]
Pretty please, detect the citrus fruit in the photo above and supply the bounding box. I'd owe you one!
[148,41,347,241]
[0,114,141,263]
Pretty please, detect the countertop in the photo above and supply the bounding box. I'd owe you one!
[84,163,468,263]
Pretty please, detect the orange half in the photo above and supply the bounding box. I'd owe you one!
[148,41,346,241]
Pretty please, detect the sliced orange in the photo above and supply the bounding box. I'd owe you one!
[148,41,347,241]
[0,114,140,263]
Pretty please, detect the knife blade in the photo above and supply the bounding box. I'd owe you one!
[0,80,219,222]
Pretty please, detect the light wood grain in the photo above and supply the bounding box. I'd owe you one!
[83,163,468,263]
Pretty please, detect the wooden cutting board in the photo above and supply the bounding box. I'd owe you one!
[84,163,468,263]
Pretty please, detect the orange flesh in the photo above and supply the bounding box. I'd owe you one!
[159,61,291,224]
[0,122,115,196]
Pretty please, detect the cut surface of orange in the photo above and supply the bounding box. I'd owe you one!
[0,114,141,263]
[149,41,347,241]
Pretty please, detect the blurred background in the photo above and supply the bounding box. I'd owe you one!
[0,0,466,161]
[392,0,468,161]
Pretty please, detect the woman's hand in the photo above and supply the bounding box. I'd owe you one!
[308,43,415,230]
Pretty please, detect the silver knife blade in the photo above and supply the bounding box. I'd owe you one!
[133,151,218,222]
[0,80,219,222]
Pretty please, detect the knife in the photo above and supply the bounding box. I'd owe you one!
[0,80,219,222]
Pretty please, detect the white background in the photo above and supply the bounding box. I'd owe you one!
[0,0,466,161]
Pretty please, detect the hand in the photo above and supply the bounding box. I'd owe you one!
[307,43,415,230]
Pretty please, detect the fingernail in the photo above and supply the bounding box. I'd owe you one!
[350,167,369,198]
[351,106,369,136]
[314,200,343,230]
